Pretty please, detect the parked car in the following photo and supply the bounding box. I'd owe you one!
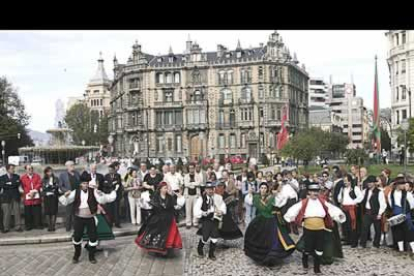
[31,156,44,166]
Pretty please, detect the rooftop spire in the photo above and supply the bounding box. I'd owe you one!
[89,52,111,85]
[236,39,241,50]
[169,45,173,55]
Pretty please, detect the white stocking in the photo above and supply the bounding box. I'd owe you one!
[409,242,414,253]
[398,241,404,252]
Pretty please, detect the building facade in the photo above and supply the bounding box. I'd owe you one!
[108,31,309,160]
[309,106,343,133]
[309,78,329,108]
[328,83,366,148]
[84,53,112,118]
[385,30,413,143]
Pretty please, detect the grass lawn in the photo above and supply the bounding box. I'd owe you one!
[298,164,414,177]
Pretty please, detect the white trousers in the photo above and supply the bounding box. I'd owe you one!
[128,195,141,225]
[185,195,198,226]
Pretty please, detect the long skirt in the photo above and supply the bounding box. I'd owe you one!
[244,215,295,266]
[135,218,182,255]
[82,214,115,241]
[296,223,343,265]
[218,207,243,240]
[43,195,58,216]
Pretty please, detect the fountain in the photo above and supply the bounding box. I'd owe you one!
[19,120,100,165]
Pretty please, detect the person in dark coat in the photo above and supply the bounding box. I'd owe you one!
[59,160,81,232]
[0,164,23,233]
[42,166,60,231]
[104,164,123,228]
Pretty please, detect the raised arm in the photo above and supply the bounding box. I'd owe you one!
[94,189,116,205]
[326,202,346,223]
[283,201,302,223]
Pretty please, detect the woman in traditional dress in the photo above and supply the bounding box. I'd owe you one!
[135,182,185,256]
[244,182,295,266]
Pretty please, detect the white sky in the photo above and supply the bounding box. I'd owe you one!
[0,30,390,132]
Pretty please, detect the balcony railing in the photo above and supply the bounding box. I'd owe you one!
[153,101,183,108]
[125,124,145,132]
[238,121,255,128]
[216,122,236,129]
[238,98,253,105]
[186,123,207,130]
[155,124,183,131]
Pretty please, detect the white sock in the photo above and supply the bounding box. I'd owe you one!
[398,241,404,252]
[410,242,414,253]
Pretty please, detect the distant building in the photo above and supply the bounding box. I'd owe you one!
[309,78,329,108]
[108,31,309,160]
[66,96,84,111]
[328,82,365,149]
[309,106,343,133]
[84,52,112,118]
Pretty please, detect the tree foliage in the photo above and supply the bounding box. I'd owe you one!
[0,77,33,159]
[64,103,109,146]
[281,128,348,164]
[344,148,368,165]
[396,118,414,153]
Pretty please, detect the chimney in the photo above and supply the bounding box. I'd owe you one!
[217,44,224,57]
[186,34,192,54]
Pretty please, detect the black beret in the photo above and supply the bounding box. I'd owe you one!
[80,171,91,183]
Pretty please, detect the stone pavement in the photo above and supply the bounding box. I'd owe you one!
[0,223,140,245]
[2,227,414,276]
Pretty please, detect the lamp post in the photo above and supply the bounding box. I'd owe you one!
[1,140,5,165]
[401,119,409,174]
[108,135,114,157]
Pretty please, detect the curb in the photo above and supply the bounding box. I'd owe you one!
[0,221,187,246]
[0,228,138,246]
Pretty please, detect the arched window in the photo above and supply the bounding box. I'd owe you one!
[258,85,264,98]
[100,99,103,106]
[174,72,180,83]
[194,90,202,102]
[166,72,173,83]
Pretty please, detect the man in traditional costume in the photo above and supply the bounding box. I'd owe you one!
[284,183,346,274]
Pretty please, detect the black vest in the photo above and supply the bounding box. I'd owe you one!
[391,189,410,214]
[73,188,98,215]
[361,188,380,215]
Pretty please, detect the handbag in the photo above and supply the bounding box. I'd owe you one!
[387,194,407,227]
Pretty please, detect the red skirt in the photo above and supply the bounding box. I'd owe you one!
[135,219,182,255]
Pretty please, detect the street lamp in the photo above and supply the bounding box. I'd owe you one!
[401,119,409,173]
[1,140,5,165]
[108,135,114,157]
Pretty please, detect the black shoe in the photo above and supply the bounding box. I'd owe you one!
[16,228,23,232]
[1,229,9,234]
[115,224,121,228]
[302,253,309,269]
[314,255,321,274]
[73,244,81,264]
[89,247,97,264]
[197,240,204,257]
[208,242,216,261]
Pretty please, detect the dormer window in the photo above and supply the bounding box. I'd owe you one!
[236,52,242,58]
[157,57,163,62]
[169,57,174,63]
[226,53,231,58]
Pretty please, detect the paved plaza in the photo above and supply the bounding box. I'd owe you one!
[1,228,414,276]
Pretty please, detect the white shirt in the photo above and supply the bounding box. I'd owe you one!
[164,172,183,191]
[363,189,387,216]
[194,194,226,219]
[244,193,288,208]
[281,183,298,201]
[288,178,299,192]
[284,198,346,224]
[79,190,89,209]
[337,186,364,205]
[388,190,414,209]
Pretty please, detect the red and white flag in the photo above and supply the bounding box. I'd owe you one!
[277,104,289,150]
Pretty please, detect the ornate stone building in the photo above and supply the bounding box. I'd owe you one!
[109,31,309,160]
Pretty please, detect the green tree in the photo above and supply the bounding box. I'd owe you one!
[0,77,33,158]
[381,127,391,152]
[281,129,319,166]
[396,118,414,153]
[64,103,92,145]
[64,103,110,146]
[344,148,368,165]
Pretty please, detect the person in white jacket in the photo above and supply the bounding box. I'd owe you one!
[194,181,226,261]
[337,174,364,248]
[183,163,202,228]
[284,183,346,274]
[59,173,116,264]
